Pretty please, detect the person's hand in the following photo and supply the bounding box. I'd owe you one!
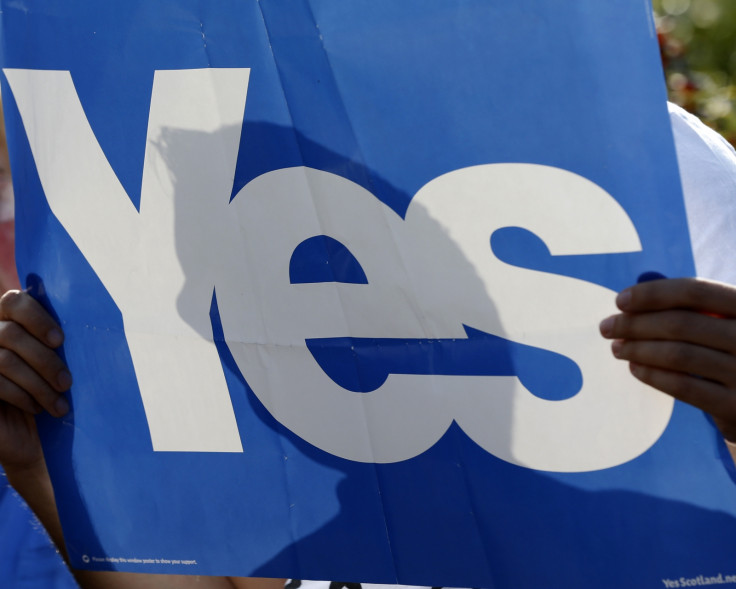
[599,277,736,441]
[0,289,71,470]
[0,291,287,589]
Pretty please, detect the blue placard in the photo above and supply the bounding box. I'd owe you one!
[3,1,736,587]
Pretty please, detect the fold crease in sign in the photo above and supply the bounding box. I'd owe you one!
[255,0,374,196]
[2,1,736,587]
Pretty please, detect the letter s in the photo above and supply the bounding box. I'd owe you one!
[407,164,673,472]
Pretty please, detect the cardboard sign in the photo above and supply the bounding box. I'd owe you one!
[3,1,736,587]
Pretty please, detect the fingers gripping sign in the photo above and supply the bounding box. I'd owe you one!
[0,290,71,469]
[601,278,736,442]
[0,290,70,417]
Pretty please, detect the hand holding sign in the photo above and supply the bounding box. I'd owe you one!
[0,290,69,469]
[0,1,726,583]
[601,277,736,444]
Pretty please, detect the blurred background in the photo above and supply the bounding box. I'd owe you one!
[653,0,736,145]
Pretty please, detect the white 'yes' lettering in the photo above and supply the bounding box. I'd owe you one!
[4,68,673,471]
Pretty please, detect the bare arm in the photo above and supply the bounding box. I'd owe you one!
[600,277,736,464]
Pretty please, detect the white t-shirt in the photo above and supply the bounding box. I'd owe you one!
[670,102,736,284]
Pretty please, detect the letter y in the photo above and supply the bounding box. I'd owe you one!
[4,68,249,451]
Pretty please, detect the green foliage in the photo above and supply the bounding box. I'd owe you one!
[652,0,736,144]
